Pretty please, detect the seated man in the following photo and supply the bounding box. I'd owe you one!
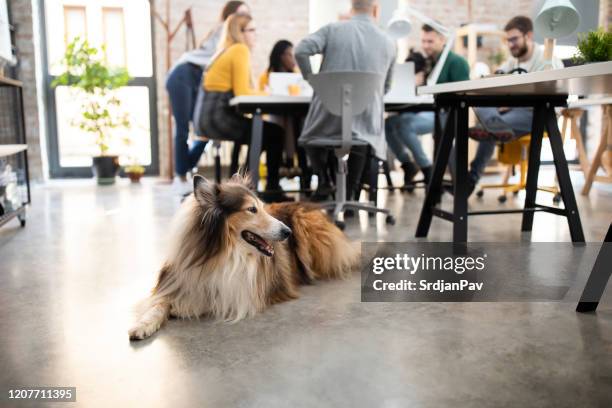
[294,0,396,201]
[455,15,563,196]
[386,24,470,189]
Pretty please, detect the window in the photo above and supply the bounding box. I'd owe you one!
[102,7,126,68]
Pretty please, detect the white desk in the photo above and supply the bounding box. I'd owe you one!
[418,61,612,96]
[415,63,612,244]
[229,94,435,190]
[229,94,434,107]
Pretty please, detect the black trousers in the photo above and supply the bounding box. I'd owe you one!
[306,145,368,199]
[252,121,284,188]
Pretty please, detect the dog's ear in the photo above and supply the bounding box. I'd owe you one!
[193,174,219,206]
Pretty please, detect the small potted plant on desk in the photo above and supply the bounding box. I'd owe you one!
[125,163,145,183]
[573,27,612,64]
[52,37,131,185]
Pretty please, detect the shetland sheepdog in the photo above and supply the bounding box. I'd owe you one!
[128,174,359,340]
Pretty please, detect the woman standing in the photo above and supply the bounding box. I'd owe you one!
[166,1,249,183]
[202,13,290,202]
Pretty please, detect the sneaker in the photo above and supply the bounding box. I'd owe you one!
[443,178,476,197]
[172,176,193,196]
[401,161,419,186]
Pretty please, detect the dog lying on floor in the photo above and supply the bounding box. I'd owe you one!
[129,174,359,340]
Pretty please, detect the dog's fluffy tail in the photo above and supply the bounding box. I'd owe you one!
[128,295,170,341]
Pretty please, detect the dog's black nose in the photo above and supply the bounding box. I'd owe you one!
[280,226,292,239]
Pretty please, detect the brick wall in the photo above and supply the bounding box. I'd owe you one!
[7,0,44,181]
[152,0,309,177]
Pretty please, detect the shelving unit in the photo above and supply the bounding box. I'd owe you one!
[0,76,31,228]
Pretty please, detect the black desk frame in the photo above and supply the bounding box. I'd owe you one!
[416,93,585,243]
[576,223,611,312]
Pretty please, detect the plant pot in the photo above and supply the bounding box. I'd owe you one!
[126,171,144,183]
[92,156,120,185]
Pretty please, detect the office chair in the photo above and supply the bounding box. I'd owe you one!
[300,71,395,229]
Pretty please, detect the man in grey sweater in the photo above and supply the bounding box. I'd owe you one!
[294,0,396,201]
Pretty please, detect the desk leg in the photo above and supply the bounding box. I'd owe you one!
[545,106,585,243]
[577,223,612,312]
[416,107,455,238]
[521,105,545,233]
[453,103,469,243]
[248,109,264,190]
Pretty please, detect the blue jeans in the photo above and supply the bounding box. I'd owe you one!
[467,107,533,182]
[385,111,434,168]
[166,62,208,176]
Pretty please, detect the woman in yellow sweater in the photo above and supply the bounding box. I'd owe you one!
[201,13,289,201]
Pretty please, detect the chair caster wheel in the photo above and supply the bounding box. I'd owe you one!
[553,193,562,204]
[335,220,345,230]
[385,215,396,225]
[476,190,484,198]
[497,195,507,203]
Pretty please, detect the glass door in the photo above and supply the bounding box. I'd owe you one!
[41,0,158,177]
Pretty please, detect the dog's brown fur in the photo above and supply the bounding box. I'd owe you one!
[128,174,359,340]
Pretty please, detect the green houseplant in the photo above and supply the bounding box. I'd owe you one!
[573,27,612,64]
[52,37,131,185]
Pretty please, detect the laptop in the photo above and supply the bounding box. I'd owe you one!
[268,72,313,97]
[386,62,416,99]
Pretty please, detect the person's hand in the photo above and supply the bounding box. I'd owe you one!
[415,72,425,86]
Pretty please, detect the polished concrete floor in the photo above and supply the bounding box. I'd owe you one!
[0,169,611,407]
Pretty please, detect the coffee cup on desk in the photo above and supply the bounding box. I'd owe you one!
[288,84,300,96]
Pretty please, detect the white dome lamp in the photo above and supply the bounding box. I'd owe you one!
[386,6,455,86]
[387,11,413,40]
[535,0,580,70]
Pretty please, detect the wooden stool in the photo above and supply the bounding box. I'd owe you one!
[560,108,589,175]
[476,134,560,203]
[582,104,612,195]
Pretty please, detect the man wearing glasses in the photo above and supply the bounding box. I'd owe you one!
[454,15,563,197]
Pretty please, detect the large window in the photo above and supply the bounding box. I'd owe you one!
[42,0,158,177]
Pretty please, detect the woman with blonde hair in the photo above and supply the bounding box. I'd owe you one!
[201,13,291,202]
[166,1,249,184]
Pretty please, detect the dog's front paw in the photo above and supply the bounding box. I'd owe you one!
[128,324,154,341]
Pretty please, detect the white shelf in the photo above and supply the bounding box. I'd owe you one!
[0,144,27,158]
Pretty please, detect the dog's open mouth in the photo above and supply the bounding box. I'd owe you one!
[241,230,274,257]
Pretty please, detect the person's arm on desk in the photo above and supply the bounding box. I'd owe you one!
[294,25,330,80]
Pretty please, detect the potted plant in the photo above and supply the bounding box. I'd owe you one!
[573,27,612,64]
[124,164,145,183]
[52,37,131,185]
